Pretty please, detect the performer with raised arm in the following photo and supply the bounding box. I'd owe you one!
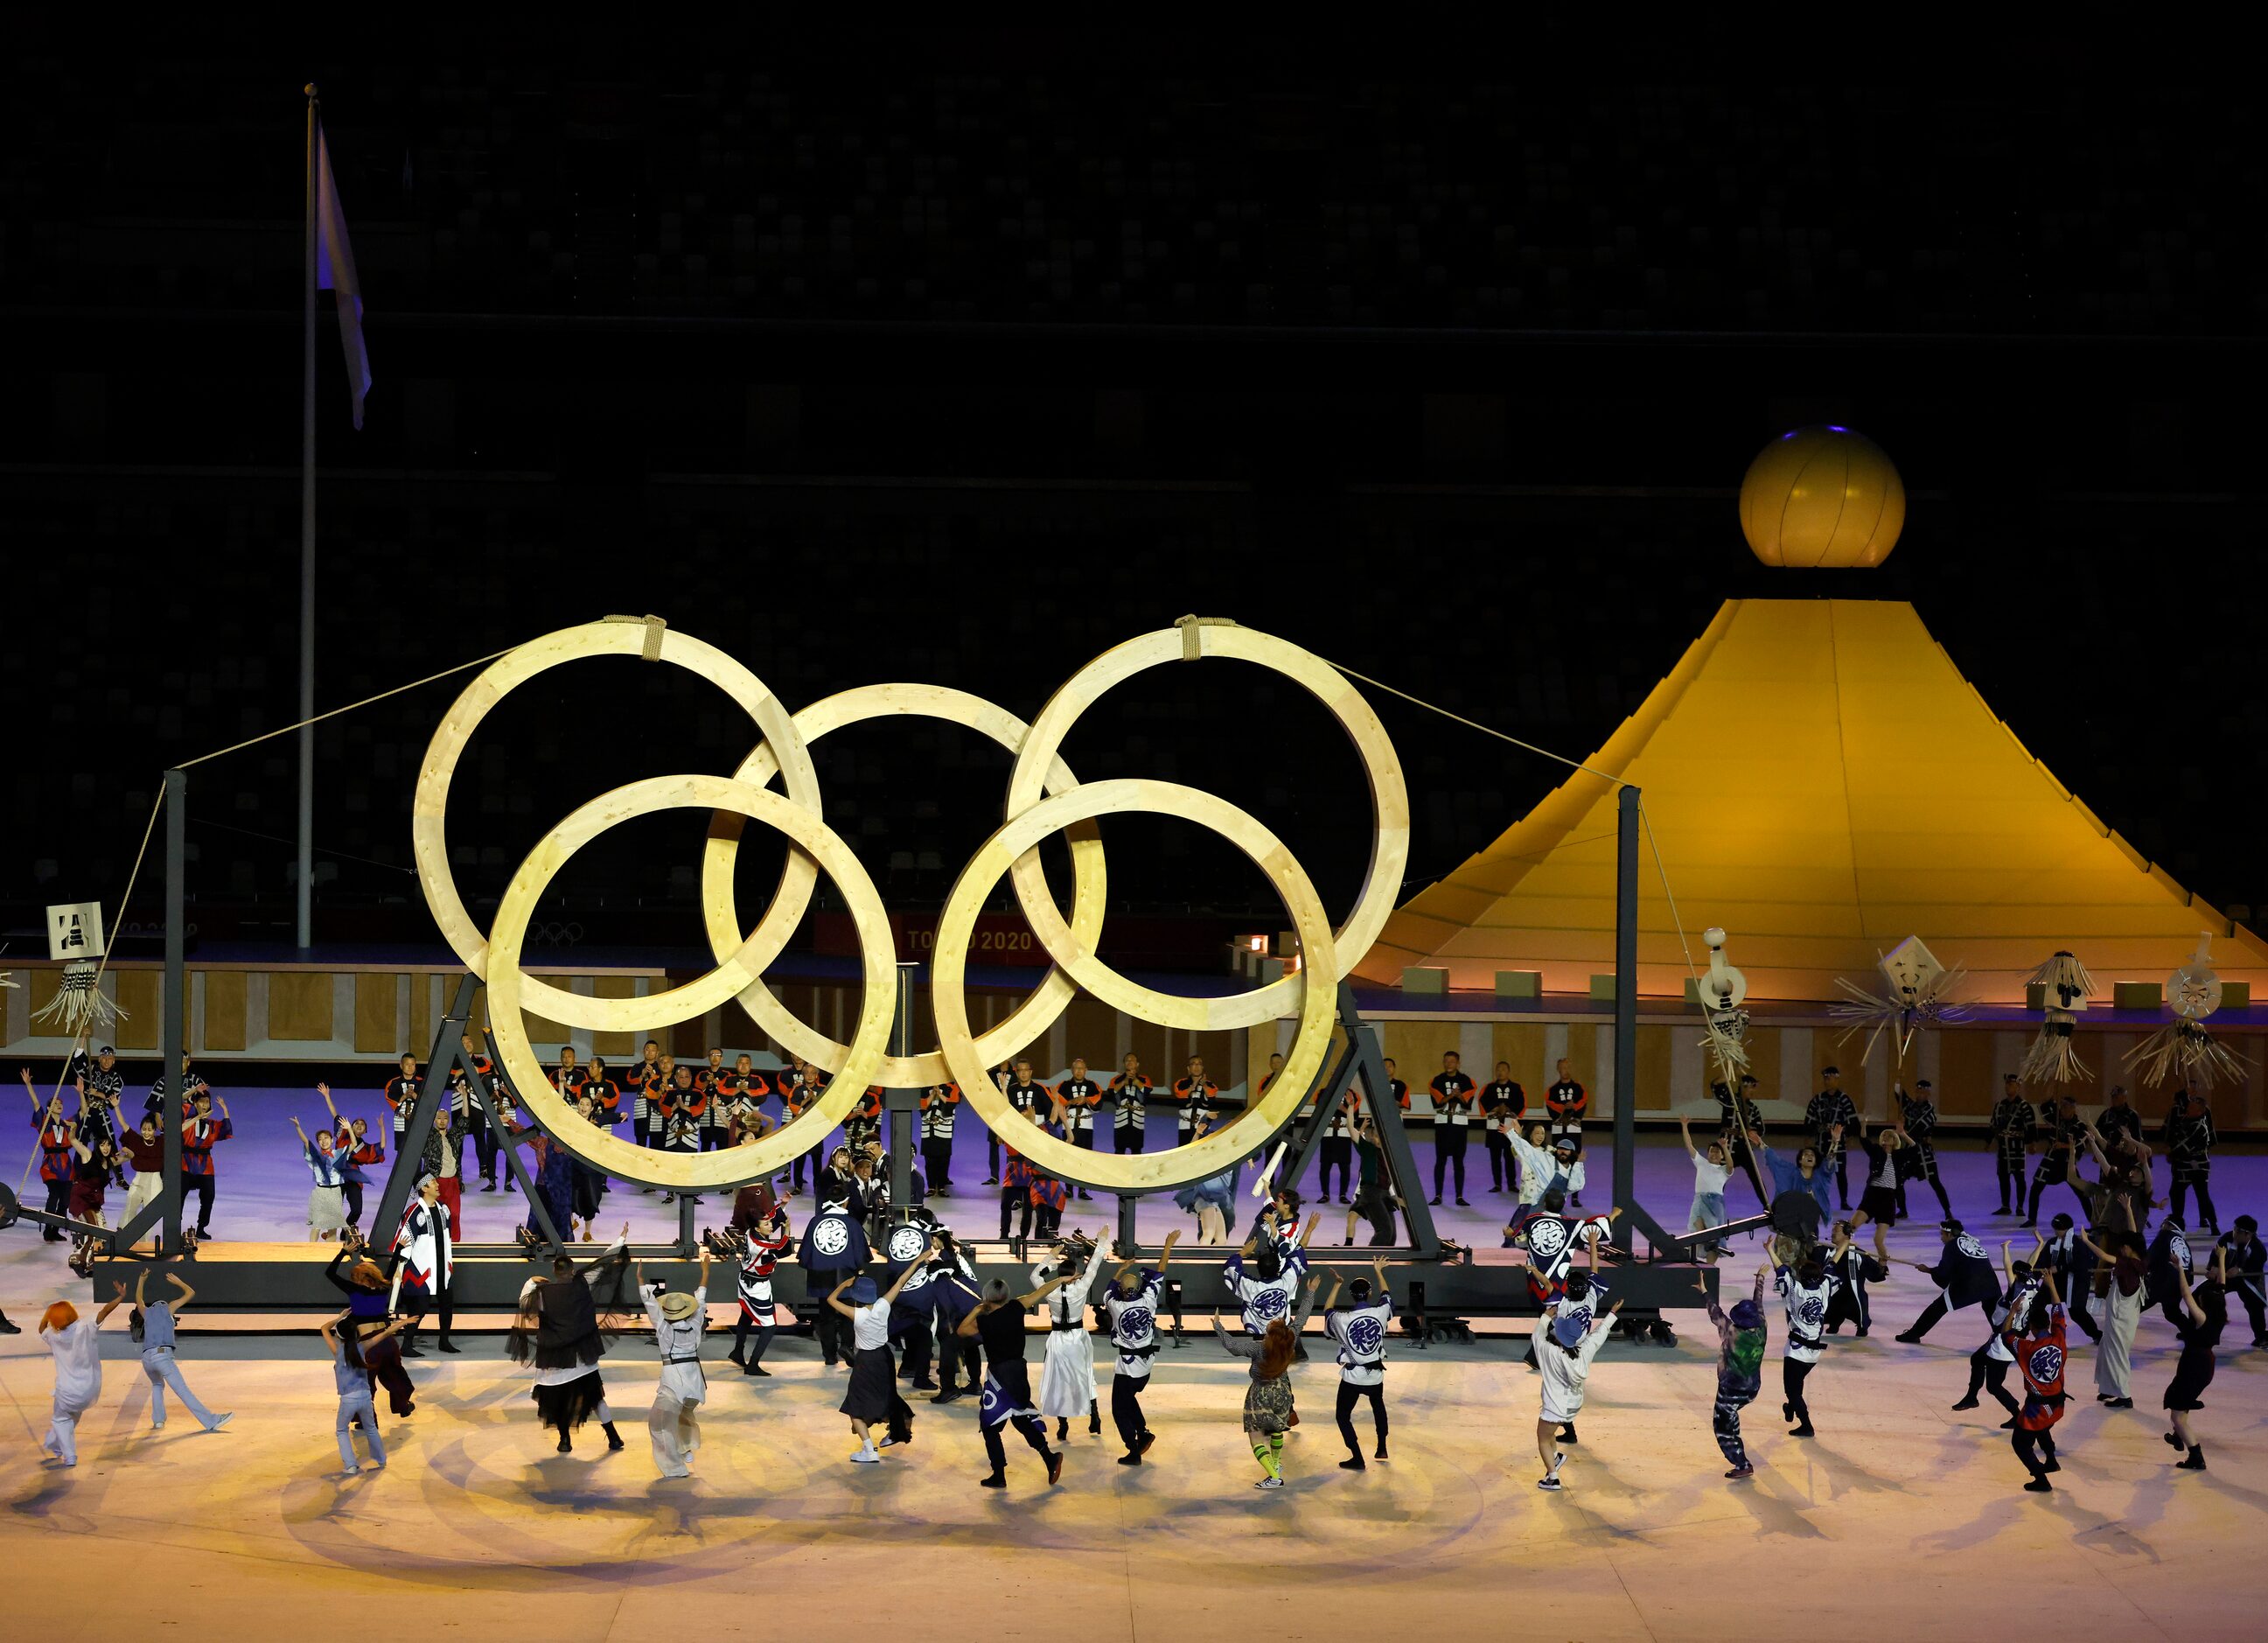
[320,1306,401,1474]
[1774,1237,1839,1438]
[959,1269,1072,1488]
[638,1247,712,1479]
[38,1288,129,1467]
[118,1269,231,1434]
[2075,1202,2146,1407]
[1036,1228,1107,1442]
[1706,1265,1771,1480]
[1892,1220,2004,1345]
[1949,1241,2038,1423]
[1099,1229,1179,1464]
[506,1225,632,1455]
[22,1067,78,1241]
[180,1086,232,1241]
[1213,1306,1301,1491]
[1322,1256,1396,1470]
[1224,1213,1317,1336]
[1532,1233,1621,1491]
[831,1241,937,1464]
[289,1112,352,1242]
[2007,1266,2070,1493]
[2163,1242,2229,1472]
[1678,1115,1734,1262]
[729,1202,792,1375]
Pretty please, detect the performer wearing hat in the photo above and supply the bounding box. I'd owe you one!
[1894,1080,1954,1221]
[1706,1265,1771,1479]
[1035,1229,1106,1442]
[506,1228,631,1454]
[729,1204,792,1374]
[1893,1220,2005,1344]
[1804,1067,1858,1212]
[1532,1234,1622,1491]
[960,1269,1074,1487]
[639,1248,712,1479]
[1099,1230,1180,1464]
[1989,1074,2033,1216]
[2041,1211,2100,1343]
[1322,1256,1395,1470]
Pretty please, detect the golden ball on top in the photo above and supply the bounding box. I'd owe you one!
[1740,424,1905,568]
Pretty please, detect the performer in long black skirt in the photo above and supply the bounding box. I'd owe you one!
[830,1243,935,1465]
[507,1229,631,1454]
[959,1272,1075,1488]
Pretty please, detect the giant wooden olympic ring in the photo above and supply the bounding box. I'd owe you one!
[484,775,893,1190]
[416,616,1403,1193]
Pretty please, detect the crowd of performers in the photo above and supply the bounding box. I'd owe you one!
[13,1041,2260,1503]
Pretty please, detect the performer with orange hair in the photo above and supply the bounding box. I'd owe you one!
[39,1287,129,1466]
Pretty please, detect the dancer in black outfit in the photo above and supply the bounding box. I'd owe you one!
[1894,1080,1954,1221]
[959,1274,1070,1488]
[1427,1052,1477,1207]
[1988,1076,2032,1215]
[1482,1064,1524,1197]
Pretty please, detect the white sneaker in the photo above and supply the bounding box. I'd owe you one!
[850,1447,881,1465]
[1254,1475,1283,1489]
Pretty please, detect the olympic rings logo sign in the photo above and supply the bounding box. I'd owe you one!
[414,615,1406,1196]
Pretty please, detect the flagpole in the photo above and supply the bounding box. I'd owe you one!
[297,83,318,951]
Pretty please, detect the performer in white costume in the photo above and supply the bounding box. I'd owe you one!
[639,1248,711,1479]
[1035,1230,1106,1441]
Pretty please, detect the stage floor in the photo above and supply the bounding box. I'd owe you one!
[5,1100,2265,1634]
[3,1317,2264,1640]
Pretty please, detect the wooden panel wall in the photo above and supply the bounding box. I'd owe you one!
[269,972,336,1041]
[1490,1022,1552,1094]
[353,974,399,1054]
[114,971,160,1049]
[202,970,248,1052]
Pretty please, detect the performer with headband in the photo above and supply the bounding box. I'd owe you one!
[1055,1058,1102,1199]
[1099,1230,1180,1464]
[1892,1220,2004,1345]
[1774,1238,1839,1438]
[1482,1062,1525,1198]
[389,1172,459,1357]
[1322,1256,1395,1470]
[919,1080,960,1194]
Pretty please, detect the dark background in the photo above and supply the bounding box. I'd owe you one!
[6,24,2263,969]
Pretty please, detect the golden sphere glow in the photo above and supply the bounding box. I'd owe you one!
[1740,424,1906,568]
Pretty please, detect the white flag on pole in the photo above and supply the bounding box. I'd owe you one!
[315,120,371,430]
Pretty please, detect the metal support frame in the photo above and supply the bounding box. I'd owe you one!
[1612,786,1678,1258]
[109,768,189,1257]
[887,962,918,1208]
[369,974,566,1253]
